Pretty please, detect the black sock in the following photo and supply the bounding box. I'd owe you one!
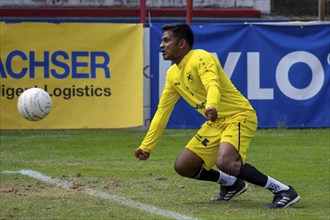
[237,163,268,187]
[192,167,220,182]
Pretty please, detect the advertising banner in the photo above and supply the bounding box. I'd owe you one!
[0,22,143,129]
[150,23,330,128]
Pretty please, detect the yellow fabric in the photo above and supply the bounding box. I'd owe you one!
[186,114,257,170]
[140,49,256,152]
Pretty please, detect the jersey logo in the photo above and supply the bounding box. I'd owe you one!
[186,72,194,84]
[194,133,209,146]
[174,82,180,86]
[201,138,209,146]
[194,101,206,110]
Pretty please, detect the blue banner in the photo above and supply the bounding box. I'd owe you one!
[150,23,330,128]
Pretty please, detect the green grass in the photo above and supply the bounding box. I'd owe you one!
[0,128,329,220]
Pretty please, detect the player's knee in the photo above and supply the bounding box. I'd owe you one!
[174,160,186,176]
[174,160,191,177]
[216,157,237,176]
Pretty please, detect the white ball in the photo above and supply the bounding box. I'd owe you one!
[17,88,52,121]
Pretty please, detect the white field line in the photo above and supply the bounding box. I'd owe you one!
[2,169,201,220]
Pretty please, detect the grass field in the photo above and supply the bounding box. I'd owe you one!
[0,128,329,220]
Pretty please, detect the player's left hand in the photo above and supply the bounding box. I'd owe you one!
[205,107,218,122]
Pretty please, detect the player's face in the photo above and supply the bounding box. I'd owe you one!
[160,30,182,63]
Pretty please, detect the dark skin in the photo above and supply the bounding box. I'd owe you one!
[134,30,242,177]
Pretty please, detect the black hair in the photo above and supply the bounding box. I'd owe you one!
[161,23,194,48]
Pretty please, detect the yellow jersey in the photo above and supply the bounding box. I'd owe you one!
[140,49,255,152]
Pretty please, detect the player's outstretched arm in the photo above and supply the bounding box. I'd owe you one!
[134,148,150,160]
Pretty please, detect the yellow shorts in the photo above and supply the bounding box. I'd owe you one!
[185,114,257,170]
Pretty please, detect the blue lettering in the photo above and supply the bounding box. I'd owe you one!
[72,51,89,78]
[1,50,111,79]
[91,52,111,78]
[51,51,70,79]
[0,58,6,78]
[29,51,50,78]
[6,50,28,78]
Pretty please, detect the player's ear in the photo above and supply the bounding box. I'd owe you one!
[178,39,186,48]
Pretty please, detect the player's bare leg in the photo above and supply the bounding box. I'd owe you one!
[210,142,248,201]
[174,148,204,177]
[175,148,243,201]
[216,142,242,175]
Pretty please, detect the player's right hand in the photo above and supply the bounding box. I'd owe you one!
[134,147,150,160]
[205,107,218,122]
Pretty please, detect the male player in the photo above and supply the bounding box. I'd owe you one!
[135,23,300,208]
